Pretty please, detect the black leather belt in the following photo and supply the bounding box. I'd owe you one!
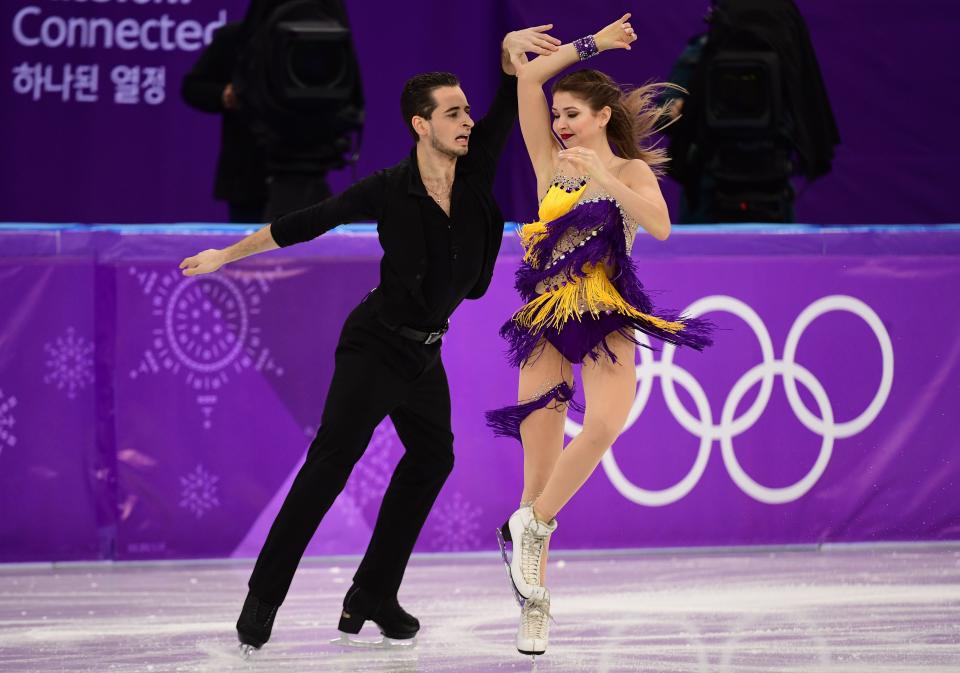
[388,321,449,345]
[363,288,448,345]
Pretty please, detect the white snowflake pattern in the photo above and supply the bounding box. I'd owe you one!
[332,492,365,528]
[128,268,284,429]
[0,388,17,456]
[179,464,221,519]
[428,492,483,552]
[43,327,94,400]
[343,419,399,511]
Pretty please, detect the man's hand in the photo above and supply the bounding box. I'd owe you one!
[179,249,227,276]
[502,24,562,75]
[222,83,238,110]
[668,97,685,119]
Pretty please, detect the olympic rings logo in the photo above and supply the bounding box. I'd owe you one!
[564,295,894,506]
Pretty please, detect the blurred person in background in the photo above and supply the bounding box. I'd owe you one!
[661,0,839,223]
[181,21,268,223]
[233,0,364,219]
[182,0,366,222]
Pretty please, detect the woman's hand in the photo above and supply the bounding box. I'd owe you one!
[179,249,227,276]
[594,13,637,52]
[556,147,614,184]
[502,24,562,75]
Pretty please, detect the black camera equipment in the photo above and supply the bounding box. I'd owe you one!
[235,0,364,176]
[700,40,794,222]
[666,0,838,224]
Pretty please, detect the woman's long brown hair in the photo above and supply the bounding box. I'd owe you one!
[552,69,683,174]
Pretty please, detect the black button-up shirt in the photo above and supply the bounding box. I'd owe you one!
[414,153,487,328]
[270,71,517,331]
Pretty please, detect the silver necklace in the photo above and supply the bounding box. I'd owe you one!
[423,177,452,205]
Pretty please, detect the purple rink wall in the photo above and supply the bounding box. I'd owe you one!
[1,223,959,563]
[1,0,957,226]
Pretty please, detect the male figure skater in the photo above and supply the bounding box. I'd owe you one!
[179,24,561,650]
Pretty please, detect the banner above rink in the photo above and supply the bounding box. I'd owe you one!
[2,1,955,225]
[12,4,226,52]
[9,0,228,106]
[2,0,248,223]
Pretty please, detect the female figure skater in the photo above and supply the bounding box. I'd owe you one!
[486,14,713,656]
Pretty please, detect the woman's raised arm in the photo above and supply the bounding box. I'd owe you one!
[516,14,637,187]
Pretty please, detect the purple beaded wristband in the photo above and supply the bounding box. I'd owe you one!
[573,34,598,61]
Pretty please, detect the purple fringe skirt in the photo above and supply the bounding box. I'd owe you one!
[484,381,585,442]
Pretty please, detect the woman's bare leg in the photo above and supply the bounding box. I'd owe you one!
[517,340,573,505]
[516,340,572,584]
[533,331,636,522]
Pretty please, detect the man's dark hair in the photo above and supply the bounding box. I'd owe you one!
[400,72,460,142]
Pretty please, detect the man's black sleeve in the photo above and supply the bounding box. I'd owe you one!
[181,24,239,113]
[469,70,519,173]
[269,171,388,247]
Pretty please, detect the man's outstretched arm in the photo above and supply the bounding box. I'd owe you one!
[179,170,388,277]
[179,225,278,276]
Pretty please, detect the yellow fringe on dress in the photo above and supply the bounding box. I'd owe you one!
[520,182,587,266]
[513,181,685,335]
[512,263,685,333]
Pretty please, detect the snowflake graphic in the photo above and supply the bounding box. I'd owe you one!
[179,464,221,519]
[343,419,399,511]
[332,492,365,528]
[0,388,16,456]
[43,327,94,400]
[428,492,483,552]
[128,268,284,429]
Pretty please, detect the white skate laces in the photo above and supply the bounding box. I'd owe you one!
[508,505,557,601]
[521,595,550,640]
[520,521,547,587]
[516,589,552,655]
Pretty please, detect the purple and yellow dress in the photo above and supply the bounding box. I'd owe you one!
[485,173,713,441]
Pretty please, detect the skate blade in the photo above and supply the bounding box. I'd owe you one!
[330,632,418,649]
[496,526,526,608]
[238,643,258,658]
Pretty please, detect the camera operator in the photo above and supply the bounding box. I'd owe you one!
[234,0,364,219]
[662,0,839,224]
[181,21,268,223]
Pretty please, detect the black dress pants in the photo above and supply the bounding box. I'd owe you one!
[248,298,455,605]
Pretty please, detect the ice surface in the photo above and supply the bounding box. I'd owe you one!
[1,547,958,672]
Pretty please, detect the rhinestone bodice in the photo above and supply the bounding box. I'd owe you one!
[537,173,641,256]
